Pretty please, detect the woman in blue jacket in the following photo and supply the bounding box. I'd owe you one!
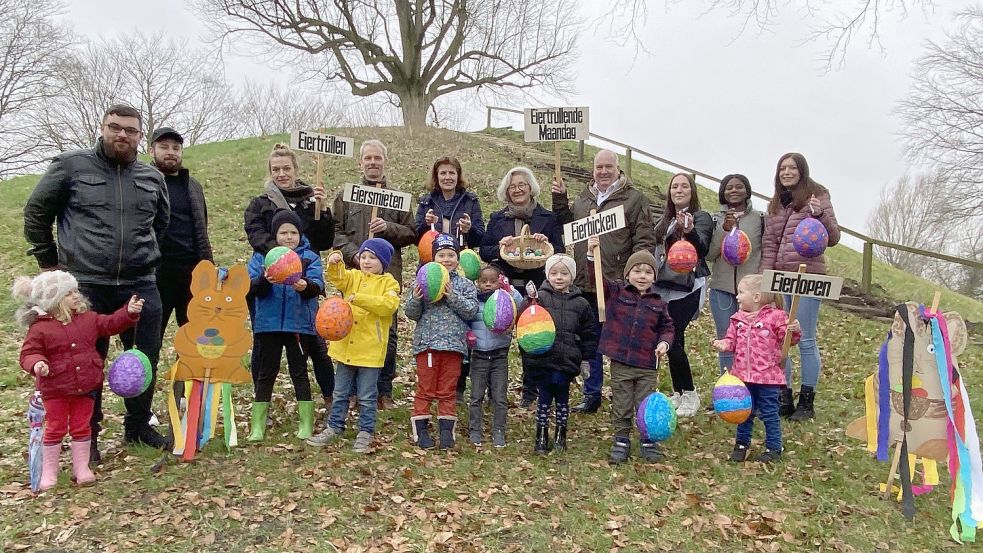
[415,156,485,249]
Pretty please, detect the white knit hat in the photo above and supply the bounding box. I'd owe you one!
[544,254,576,278]
[25,271,78,313]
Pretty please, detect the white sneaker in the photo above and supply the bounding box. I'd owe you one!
[353,431,373,453]
[668,392,682,410]
[677,390,701,417]
[306,427,339,447]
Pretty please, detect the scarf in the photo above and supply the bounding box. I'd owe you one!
[779,189,794,208]
[265,180,314,210]
[506,200,537,236]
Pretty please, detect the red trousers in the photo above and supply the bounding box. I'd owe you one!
[43,395,94,445]
[413,350,462,418]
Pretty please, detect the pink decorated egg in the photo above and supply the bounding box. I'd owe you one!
[264,246,303,285]
[792,218,828,258]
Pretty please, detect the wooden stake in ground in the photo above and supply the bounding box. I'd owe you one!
[781,263,808,358]
[554,142,562,186]
[367,182,383,239]
[590,208,606,322]
[314,127,325,220]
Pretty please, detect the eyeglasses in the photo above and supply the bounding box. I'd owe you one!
[105,123,141,138]
[508,183,529,191]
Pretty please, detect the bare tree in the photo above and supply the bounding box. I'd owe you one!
[897,7,983,221]
[193,0,581,127]
[866,172,949,274]
[234,80,351,137]
[0,0,74,177]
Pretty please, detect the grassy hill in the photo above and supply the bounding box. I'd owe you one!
[0,127,980,552]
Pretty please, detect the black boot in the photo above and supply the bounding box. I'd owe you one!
[572,396,601,414]
[553,424,567,452]
[534,424,550,454]
[609,437,630,465]
[778,387,795,419]
[789,386,815,421]
[639,440,664,463]
[438,418,456,450]
[89,436,102,467]
[413,418,435,450]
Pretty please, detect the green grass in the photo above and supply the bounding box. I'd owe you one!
[0,128,981,552]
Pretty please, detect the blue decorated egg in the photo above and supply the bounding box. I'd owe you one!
[636,392,677,442]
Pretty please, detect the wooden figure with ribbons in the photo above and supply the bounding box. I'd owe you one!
[166,261,253,462]
[846,293,982,543]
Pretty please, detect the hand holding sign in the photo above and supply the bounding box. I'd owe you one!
[551,176,566,194]
[587,236,599,250]
[368,217,388,236]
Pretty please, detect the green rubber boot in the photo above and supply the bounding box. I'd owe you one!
[296,401,315,440]
[247,402,269,442]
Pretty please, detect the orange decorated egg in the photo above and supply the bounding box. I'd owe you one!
[418,229,441,264]
[316,296,353,341]
[667,240,698,273]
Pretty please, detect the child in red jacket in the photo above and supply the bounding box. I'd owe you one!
[712,274,800,463]
[14,271,143,491]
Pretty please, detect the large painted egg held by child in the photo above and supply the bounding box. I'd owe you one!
[712,372,753,424]
[264,246,303,285]
[636,392,677,442]
[791,217,829,258]
[721,229,752,266]
[316,296,354,341]
[516,304,556,354]
[108,349,153,398]
[418,229,441,264]
[459,249,482,281]
[483,288,517,334]
[416,262,449,304]
[667,240,699,273]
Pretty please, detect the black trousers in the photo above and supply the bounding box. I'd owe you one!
[253,332,313,403]
[79,281,163,437]
[156,261,196,340]
[300,334,334,399]
[666,288,702,393]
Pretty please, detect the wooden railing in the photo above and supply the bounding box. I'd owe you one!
[485,105,983,294]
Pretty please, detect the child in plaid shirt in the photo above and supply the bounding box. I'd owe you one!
[588,238,674,465]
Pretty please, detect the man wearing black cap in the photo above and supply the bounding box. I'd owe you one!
[150,127,213,341]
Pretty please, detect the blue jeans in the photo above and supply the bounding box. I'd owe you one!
[709,288,739,372]
[782,295,821,389]
[582,293,603,400]
[736,383,782,451]
[328,362,380,434]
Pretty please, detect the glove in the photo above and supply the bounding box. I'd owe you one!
[525,281,538,298]
[580,361,591,380]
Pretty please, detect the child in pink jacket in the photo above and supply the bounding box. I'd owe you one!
[712,274,800,463]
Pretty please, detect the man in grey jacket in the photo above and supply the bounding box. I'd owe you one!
[24,104,171,462]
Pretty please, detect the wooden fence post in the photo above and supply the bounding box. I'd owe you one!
[486,107,492,130]
[862,241,873,294]
[578,140,585,161]
[626,148,632,178]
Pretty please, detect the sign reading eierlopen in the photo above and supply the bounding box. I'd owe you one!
[762,270,844,300]
[342,183,412,213]
[563,205,626,245]
[524,106,590,142]
[290,130,355,157]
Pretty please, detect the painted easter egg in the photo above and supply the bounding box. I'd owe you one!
[108,349,153,398]
[196,327,228,359]
[516,304,556,354]
[416,262,449,304]
[667,240,699,273]
[459,249,482,281]
[791,217,828,258]
[264,246,303,285]
[316,296,354,341]
[721,229,752,266]
[712,372,753,424]
[482,289,517,334]
[418,229,441,264]
[636,392,677,442]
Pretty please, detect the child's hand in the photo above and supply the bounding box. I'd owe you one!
[33,361,49,377]
[655,342,669,358]
[412,284,424,299]
[327,252,342,265]
[442,280,453,298]
[525,281,538,299]
[711,339,727,352]
[788,319,801,333]
[587,236,599,251]
[579,361,590,380]
[127,295,144,315]
[292,279,307,292]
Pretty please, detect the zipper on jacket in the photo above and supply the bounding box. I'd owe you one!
[116,165,124,285]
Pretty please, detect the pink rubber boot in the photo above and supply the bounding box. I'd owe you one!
[70,440,96,485]
[39,444,60,491]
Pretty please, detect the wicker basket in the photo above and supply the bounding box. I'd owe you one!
[500,224,554,269]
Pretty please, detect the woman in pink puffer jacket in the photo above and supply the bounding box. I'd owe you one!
[761,152,840,422]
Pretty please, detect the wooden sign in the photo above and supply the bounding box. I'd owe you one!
[563,205,626,245]
[524,107,590,142]
[342,182,412,213]
[290,129,355,157]
[762,269,843,300]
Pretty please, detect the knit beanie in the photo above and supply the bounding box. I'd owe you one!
[624,250,659,279]
[271,209,303,235]
[544,254,576,277]
[16,271,79,313]
[432,233,458,256]
[357,238,394,270]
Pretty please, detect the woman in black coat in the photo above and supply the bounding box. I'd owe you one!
[414,156,485,249]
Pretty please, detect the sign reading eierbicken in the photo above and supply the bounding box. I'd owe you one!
[523,106,590,142]
[762,270,843,300]
[342,183,412,212]
[563,205,626,245]
[290,130,354,157]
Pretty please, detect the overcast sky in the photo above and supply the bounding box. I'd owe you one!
[62,0,968,250]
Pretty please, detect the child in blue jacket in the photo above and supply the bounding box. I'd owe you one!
[246,210,324,441]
